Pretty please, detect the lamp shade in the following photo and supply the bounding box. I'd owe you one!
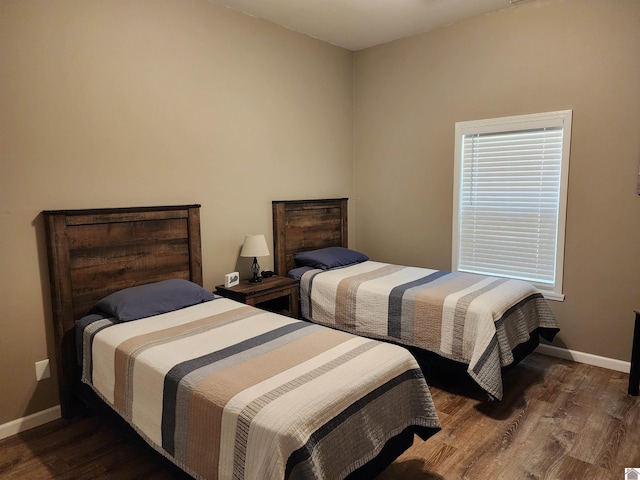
[240,234,270,258]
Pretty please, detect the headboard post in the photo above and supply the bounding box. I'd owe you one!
[44,212,80,418]
[272,198,348,276]
[272,201,287,276]
[187,206,203,286]
[43,204,202,418]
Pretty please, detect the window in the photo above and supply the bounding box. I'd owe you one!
[453,110,572,301]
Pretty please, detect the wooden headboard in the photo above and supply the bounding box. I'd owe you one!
[43,204,203,418]
[272,198,348,276]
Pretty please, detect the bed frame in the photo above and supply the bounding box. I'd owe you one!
[271,198,541,397]
[43,204,203,418]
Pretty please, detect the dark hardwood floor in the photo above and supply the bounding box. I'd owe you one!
[1,353,638,479]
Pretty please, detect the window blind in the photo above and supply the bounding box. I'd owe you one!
[458,126,564,288]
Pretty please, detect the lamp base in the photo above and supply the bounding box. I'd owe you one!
[249,257,262,283]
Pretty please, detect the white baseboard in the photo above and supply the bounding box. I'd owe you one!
[536,344,631,373]
[0,405,61,441]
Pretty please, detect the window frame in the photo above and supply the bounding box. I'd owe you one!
[452,110,572,301]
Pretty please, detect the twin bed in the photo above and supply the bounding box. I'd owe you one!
[43,204,440,480]
[272,198,560,401]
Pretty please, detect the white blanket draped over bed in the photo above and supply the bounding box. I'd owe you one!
[81,297,440,480]
[299,261,560,400]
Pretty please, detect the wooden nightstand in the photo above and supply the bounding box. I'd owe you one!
[215,276,299,319]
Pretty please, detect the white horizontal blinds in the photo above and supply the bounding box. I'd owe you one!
[458,126,564,287]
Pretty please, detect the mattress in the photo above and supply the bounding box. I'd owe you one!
[79,297,441,479]
[299,261,559,400]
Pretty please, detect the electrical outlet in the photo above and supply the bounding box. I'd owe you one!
[35,359,50,381]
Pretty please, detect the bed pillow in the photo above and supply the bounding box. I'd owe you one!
[288,266,315,281]
[89,278,215,322]
[294,247,368,270]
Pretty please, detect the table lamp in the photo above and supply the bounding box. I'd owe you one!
[240,234,270,283]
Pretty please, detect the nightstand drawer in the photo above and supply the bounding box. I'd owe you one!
[215,276,299,318]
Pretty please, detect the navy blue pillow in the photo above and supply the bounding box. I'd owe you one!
[288,266,314,280]
[294,247,369,270]
[89,278,215,322]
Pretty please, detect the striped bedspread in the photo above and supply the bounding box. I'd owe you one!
[299,261,560,400]
[80,297,440,480]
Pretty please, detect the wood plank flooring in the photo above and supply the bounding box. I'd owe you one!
[379,352,640,480]
[1,353,638,479]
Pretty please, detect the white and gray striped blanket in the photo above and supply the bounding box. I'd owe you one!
[300,261,560,400]
[80,297,440,480]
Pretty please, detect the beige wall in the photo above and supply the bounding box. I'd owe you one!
[0,0,353,424]
[353,0,640,360]
[2,0,639,428]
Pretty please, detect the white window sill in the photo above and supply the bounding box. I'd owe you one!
[540,291,565,302]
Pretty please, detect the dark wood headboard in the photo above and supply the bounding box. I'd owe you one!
[272,198,348,276]
[43,204,203,418]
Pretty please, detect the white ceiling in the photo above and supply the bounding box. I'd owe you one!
[209,0,522,51]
